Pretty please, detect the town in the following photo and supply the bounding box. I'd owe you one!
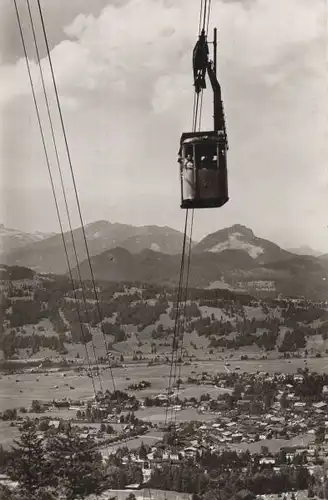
[2,366,328,499]
[2,268,328,498]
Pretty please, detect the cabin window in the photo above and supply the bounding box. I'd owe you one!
[195,143,217,170]
[183,145,194,158]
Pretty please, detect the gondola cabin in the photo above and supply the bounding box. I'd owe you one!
[178,131,228,209]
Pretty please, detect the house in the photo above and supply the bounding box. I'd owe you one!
[259,458,275,465]
[231,433,243,442]
[49,420,60,429]
[0,474,18,491]
[126,483,141,490]
[142,467,152,482]
[314,402,326,410]
[184,446,197,458]
[322,386,328,399]
[293,402,306,412]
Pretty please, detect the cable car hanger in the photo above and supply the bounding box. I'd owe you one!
[178,6,229,210]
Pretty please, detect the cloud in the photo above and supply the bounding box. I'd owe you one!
[0,0,122,63]
[1,0,327,251]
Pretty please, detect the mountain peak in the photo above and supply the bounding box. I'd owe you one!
[228,224,255,239]
[194,224,291,262]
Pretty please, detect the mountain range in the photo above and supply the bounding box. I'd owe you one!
[1,221,191,274]
[1,221,327,299]
[0,224,56,255]
[71,224,328,299]
[286,245,323,257]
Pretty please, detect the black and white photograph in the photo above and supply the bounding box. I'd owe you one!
[0,0,327,499]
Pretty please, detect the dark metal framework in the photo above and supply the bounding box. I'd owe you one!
[179,27,229,209]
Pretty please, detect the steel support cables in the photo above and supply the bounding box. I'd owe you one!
[25,0,103,393]
[36,0,118,396]
[36,0,133,453]
[168,0,213,432]
[13,0,98,398]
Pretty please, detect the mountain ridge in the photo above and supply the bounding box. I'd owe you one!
[1,221,192,274]
[1,264,328,363]
[287,245,322,257]
[69,224,328,300]
[2,220,327,301]
[0,224,56,255]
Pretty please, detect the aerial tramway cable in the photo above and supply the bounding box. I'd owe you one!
[19,0,133,452]
[24,0,103,393]
[15,0,118,400]
[33,0,133,460]
[12,0,99,398]
[165,0,213,439]
[15,1,148,495]
[36,0,118,395]
[165,91,204,429]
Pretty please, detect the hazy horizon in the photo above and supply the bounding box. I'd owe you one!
[1,0,327,252]
[0,218,325,256]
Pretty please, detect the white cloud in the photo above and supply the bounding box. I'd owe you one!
[1,0,327,251]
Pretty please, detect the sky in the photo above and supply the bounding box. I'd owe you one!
[0,0,327,251]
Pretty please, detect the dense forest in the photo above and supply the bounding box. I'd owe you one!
[0,268,328,360]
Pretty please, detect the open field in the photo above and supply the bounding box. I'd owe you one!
[0,421,20,448]
[87,489,191,500]
[257,492,309,500]
[0,357,324,454]
[99,431,164,456]
[135,407,215,424]
[0,356,320,454]
[2,357,328,413]
[229,432,314,454]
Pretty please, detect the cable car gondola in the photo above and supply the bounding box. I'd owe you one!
[178,28,229,209]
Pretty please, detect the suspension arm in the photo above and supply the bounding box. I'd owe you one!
[207,61,227,141]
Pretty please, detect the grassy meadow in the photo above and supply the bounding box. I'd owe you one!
[2,356,328,414]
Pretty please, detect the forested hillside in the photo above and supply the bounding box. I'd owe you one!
[1,266,328,362]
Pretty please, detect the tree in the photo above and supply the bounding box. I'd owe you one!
[260,445,269,456]
[316,426,325,444]
[7,421,54,499]
[48,428,104,499]
[308,487,315,498]
[2,489,57,500]
[323,475,328,499]
[126,494,136,500]
[2,408,17,421]
[139,442,148,460]
[0,445,10,469]
[280,392,289,410]
[263,391,274,409]
[38,420,49,432]
[31,400,42,413]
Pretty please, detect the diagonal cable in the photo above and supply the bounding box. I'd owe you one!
[25,0,103,392]
[13,0,98,398]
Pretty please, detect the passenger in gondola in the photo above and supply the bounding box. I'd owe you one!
[182,154,195,201]
[185,154,194,169]
[200,155,207,169]
[193,29,209,94]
